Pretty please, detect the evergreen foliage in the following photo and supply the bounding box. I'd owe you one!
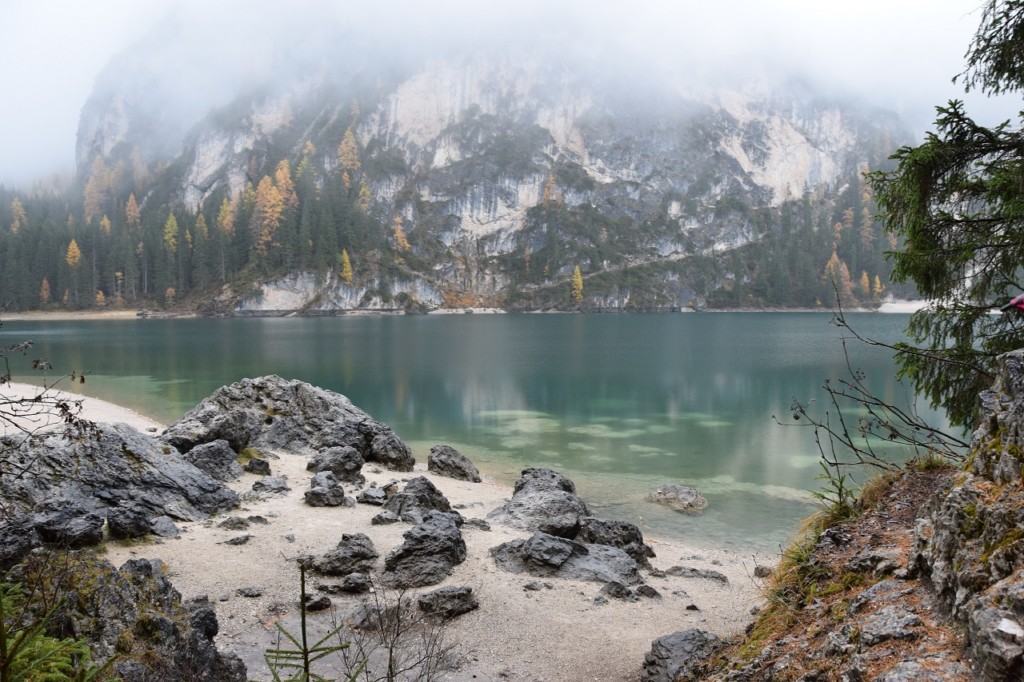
[869,0,1024,427]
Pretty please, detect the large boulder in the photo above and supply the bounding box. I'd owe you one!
[0,422,239,542]
[427,444,482,482]
[383,476,454,524]
[490,531,643,585]
[487,467,590,535]
[382,511,467,588]
[161,375,415,471]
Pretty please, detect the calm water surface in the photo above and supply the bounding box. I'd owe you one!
[3,313,941,552]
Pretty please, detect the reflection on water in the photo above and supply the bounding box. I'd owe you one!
[3,312,947,552]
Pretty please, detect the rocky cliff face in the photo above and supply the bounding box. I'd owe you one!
[76,22,902,313]
[914,350,1024,679]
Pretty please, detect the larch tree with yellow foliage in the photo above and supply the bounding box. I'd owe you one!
[571,265,584,303]
[65,239,82,305]
[340,249,353,284]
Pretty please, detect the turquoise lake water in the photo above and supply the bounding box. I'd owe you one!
[2,312,944,552]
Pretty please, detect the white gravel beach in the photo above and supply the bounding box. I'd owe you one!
[2,380,774,681]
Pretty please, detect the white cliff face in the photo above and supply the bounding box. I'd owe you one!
[235,272,444,313]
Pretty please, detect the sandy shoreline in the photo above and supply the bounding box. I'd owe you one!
[1,382,775,680]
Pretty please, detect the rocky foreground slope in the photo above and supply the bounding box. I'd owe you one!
[647,351,1024,681]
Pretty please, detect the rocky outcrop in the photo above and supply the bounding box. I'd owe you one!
[427,444,482,482]
[0,422,238,564]
[162,375,415,470]
[184,439,243,482]
[7,552,245,681]
[307,446,365,483]
[912,349,1024,679]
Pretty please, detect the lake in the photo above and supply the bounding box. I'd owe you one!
[2,312,943,553]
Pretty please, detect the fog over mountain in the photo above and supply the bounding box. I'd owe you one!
[0,0,1015,188]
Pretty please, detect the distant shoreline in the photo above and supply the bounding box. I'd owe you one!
[2,301,929,321]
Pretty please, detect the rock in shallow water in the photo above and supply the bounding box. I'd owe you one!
[647,484,708,513]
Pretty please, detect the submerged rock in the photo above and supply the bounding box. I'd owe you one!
[647,484,708,513]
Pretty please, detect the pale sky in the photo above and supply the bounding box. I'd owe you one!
[0,0,1016,188]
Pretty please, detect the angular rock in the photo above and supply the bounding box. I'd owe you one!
[371,510,401,525]
[307,446,365,483]
[382,511,467,588]
[320,572,372,594]
[577,516,652,568]
[106,502,155,539]
[243,457,271,475]
[357,487,388,506]
[491,531,643,585]
[150,515,181,538]
[664,565,729,585]
[305,486,347,507]
[417,585,480,620]
[0,422,239,533]
[161,375,414,470]
[647,484,708,513]
[305,471,348,507]
[0,522,37,574]
[427,444,482,482]
[32,501,105,547]
[859,605,921,646]
[252,476,290,494]
[641,629,720,682]
[184,439,243,482]
[313,533,379,576]
[304,594,332,612]
[600,581,638,602]
[487,467,590,534]
[383,476,454,524]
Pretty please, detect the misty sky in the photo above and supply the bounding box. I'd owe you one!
[0,0,1017,188]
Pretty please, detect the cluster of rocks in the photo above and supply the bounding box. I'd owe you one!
[0,374,727,681]
[0,375,430,678]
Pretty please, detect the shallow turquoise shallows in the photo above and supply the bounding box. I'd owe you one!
[3,312,947,553]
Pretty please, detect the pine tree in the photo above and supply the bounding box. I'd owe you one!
[571,265,584,303]
[39,278,50,306]
[95,290,106,307]
[358,178,372,213]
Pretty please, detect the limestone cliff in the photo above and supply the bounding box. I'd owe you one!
[75,17,904,313]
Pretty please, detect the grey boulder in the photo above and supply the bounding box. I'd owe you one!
[427,444,482,482]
